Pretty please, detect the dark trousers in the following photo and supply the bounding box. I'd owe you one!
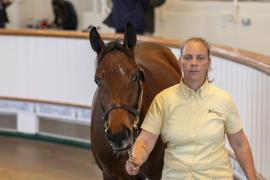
[0,21,5,28]
[0,9,7,28]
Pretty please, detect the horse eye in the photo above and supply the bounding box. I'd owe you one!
[94,77,101,86]
[132,73,140,81]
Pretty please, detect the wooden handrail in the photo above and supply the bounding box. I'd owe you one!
[0,29,269,75]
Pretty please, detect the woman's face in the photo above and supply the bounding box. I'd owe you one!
[180,41,210,85]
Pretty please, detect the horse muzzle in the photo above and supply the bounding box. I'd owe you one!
[106,127,134,152]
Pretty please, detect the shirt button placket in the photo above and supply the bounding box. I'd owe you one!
[192,94,198,167]
[187,170,193,180]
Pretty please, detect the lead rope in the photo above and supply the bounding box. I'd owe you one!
[128,80,150,180]
[128,150,149,180]
[132,80,143,134]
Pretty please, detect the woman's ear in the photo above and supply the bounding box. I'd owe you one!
[178,58,184,78]
[208,57,212,70]
[178,57,182,68]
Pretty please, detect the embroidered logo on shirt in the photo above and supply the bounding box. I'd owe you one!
[208,109,223,117]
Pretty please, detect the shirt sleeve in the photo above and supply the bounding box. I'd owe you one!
[225,95,243,134]
[141,94,164,135]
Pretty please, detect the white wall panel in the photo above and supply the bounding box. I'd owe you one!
[155,1,270,56]
[0,35,97,106]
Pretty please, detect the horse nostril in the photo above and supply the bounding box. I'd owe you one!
[106,129,114,141]
[106,128,131,143]
[124,128,131,139]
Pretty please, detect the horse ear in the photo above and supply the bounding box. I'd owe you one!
[89,27,105,54]
[123,23,137,50]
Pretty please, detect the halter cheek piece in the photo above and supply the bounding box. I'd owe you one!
[101,66,144,136]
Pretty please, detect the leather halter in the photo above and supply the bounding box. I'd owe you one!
[100,66,144,135]
[99,65,148,180]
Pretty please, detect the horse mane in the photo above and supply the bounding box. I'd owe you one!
[96,40,134,66]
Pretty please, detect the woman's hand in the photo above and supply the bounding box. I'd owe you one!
[125,130,159,175]
[125,152,142,175]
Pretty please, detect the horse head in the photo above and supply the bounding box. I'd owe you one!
[89,24,144,152]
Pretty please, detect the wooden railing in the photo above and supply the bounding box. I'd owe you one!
[0,29,269,75]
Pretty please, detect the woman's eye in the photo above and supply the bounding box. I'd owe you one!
[197,56,206,61]
[183,55,192,61]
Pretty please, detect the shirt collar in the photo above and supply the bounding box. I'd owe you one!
[179,79,209,99]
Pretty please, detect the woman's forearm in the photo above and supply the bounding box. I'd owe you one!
[233,135,256,179]
[126,130,159,175]
[131,130,159,166]
[132,138,150,165]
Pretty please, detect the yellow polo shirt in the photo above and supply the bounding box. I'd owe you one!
[141,80,243,180]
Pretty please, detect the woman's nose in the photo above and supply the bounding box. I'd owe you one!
[191,58,197,65]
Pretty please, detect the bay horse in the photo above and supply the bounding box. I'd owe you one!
[89,23,180,179]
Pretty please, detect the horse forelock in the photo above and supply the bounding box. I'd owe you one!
[96,40,134,67]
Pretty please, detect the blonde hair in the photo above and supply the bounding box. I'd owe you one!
[180,37,211,59]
